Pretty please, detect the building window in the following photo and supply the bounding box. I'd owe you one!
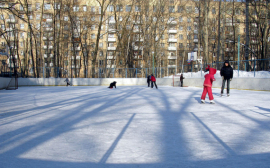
[91,25,95,30]
[186,6,192,13]
[20,24,24,29]
[91,16,95,21]
[20,5,24,11]
[187,26,191,31]
[73,6,79,12]
[179,17,183,22]
[179,34,183,40]
[126,5,131,12]
[116,5,123,12]
[108,5,114,12]
[64,16,68,21]
[135,5,141,12]
[187,18,191,23]
[36,3,40,10]
[36,14,40,20]
[169,6,175,13]
[212,8,216,14]
[178,6,183,13]
[91,34,95,39]
[91,6,95,12]
[83,6,87,11]
[195,7,199,14]
[28,15,33,20]
[179,26,183,31]
[99,43,103,48]
[44,3,51,10]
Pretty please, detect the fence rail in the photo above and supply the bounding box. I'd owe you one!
[1,59,270,78]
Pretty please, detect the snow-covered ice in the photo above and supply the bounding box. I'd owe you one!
[0,86,270,168]
[165,70,270,78]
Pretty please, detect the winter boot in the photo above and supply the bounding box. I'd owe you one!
[210,100,215,104]
[221,93,223,97]
[201,99,205,104]
[227,93,230,97]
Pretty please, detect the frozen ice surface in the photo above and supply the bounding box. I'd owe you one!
[0,86,270,168]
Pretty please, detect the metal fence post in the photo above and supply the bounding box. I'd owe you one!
[125,68,127,78]
[43,67,45,78]
[254,59,256,77]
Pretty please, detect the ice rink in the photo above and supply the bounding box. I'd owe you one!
[0,86,270,168]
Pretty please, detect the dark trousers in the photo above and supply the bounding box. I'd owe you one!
[147,81,150,87]
[66,82,70,86]
[180,81,183,87]
[151,81,158,89]
[221,79,230,94]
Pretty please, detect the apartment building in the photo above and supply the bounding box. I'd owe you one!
[0,0,266,78]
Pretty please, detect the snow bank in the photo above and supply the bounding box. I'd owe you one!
[165,70,270,78]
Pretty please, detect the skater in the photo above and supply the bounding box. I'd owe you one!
[151,74,158,89]
[201,65,216,104]
[180,74,185,87]
[108,81,117,89]
[147,75,151,87]
[220,60,233,96]
[64,78,71,86]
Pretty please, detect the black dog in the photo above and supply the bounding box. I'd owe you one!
[108,81,117,89]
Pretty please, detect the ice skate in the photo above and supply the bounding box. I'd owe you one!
[210,100,215,104]
[227,94,230,97]
[221,93,223,97]
[201,99,205,104]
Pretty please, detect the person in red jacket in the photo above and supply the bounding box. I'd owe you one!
[201,65,216,104]
[151,74,158,89]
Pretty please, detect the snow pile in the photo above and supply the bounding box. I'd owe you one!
[165,70,270,78]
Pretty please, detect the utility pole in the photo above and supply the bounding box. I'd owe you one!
[245,0,250,71]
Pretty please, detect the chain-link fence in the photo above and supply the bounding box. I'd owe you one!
[1,59,270,78]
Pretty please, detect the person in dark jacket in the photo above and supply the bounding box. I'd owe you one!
[180,74,185,87]
[151,74,158,89]
[147,75,151,87]
[64,78,71,86]
[220,60,233,96]
[108,81,117,89]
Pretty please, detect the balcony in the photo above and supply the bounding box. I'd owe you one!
[50,63,53,67]
[43,54,47,58]
[168,38,177,43]
[168,56,177,59]
[194,30,198,34]
[46,18,53,22]
[108,38,116,42]
[107,56,114,59]
[44,27,53,31]
[133,29,140,33]
[108,20,116,24]
[49,45,53,49]
[167,21,177,24]
[108,29,117,33]
[76,56,81,59]
[168,29,177,33]
[107,65,116,68]
[133,46,143,50]
[135,38,144,42]
[107,47,116,50]
[50,54,53,58]
[6,19,16,23]
[168,65,176,68]
[134,55,142,59]
[43,37,47,40]
[168,47,176,51]
[75,47,81,50]
[43,46,47,49]
[194,39,198,43]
